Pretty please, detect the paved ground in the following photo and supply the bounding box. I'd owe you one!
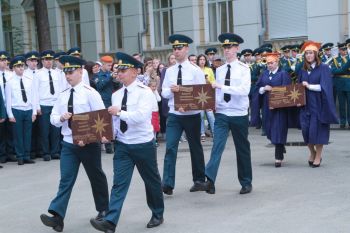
[1,127,350,233]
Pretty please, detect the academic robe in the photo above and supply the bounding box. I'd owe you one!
[298,64,339,144]
[255,68,291,144]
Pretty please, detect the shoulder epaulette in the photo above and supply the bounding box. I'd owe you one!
[61,88,70,93]
[137,82,147,88]
[83,85,92,90]
[238,61,249,68]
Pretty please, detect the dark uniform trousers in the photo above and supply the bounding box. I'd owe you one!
[39,105,61,156]
[205,113,252,187]
[105,140,164,224]
[162,113,205,189]
[12,109,32,160]
[48,141,109,218]
[0,121,6,159]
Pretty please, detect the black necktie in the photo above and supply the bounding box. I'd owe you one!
[68,88,74,129]
[177,65,182,85]
[2,72,6,90]
[223,64,231,102]
[48,70,55,95]
[20,78,27,103]
[120,88,128,133]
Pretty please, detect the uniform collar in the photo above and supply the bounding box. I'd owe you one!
[124,79,138,93]
[226,58,238,67]
[71,80,84,92]
[176,59,190,67]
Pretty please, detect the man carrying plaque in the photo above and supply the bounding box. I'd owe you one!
[40,55,109,232]
[205,33,253,195]
[161,34,207,195]
[90,52,164,233]
[254,52,292,168]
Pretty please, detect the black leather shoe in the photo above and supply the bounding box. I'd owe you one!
[7,155,17,162]
[308,160,313,167]
[105,149,114,154]
[146,216,164,228]
[90,218,116,233]
[189,181,207,192]
[239,185,252,194]
[205,180,215,194]
[24,159,35,164]
[95,210,106,221]
[51,154,60,160]
[340,124,346,129]
[162,186,173,195]
[0,156,7,163]
[40,213,64,232]
[18,159,24,165]
[275,161,281,168]
[0,165,3,168]
[43,155,51,161]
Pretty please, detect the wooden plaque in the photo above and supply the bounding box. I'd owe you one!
[269,83,306,108]
[71,109,113,145]
[174,84,215,111]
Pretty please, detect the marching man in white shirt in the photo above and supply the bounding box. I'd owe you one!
[205,33,253,195]
[6,56,37,165]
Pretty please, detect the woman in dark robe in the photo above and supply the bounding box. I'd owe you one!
[256,52,291,167]
[298,41,338,168]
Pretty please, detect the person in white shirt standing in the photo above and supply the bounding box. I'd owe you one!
[205,33,253,195]
[6,56,37,165]
[33,50,61,161]
[24,51,41,159]
[0,51,17,164]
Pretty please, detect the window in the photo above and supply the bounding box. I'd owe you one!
[153,0,173,47]
[66,9,81,48]
[27,14,38,50]
[267,0,307,39]
[208,0,234,42]
[106,2,123,50]
[2,15,13,54]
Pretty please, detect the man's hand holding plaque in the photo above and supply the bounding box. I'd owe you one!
[71,109,113,145]
[174,84,215,111]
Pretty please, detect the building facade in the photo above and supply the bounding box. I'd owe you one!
[1,0,350,61]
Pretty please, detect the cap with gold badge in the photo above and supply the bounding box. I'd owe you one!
[218,33,244,47]
[115,52,143,70]
[10,56,26,69]
[59,55,86,72]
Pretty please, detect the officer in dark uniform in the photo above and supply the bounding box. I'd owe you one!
[205,33,253,194]
[161,34,207,195]
[205,47,218,69]
[40,55,109,232]
[94,55,114,154]
[241,49,258,96]
[331,42,350,128]
[320,43,334,63]
[90,52,164,233]
[280,45,296,81]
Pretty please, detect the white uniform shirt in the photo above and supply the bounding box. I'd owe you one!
[50,81,105,144]
[215,59,251,116]
[0,69,13,102]
[112,80,154,144]
[23,68,37,79]
[161,60,205,115]
[5,74,36,118]
[33,67,61,109]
